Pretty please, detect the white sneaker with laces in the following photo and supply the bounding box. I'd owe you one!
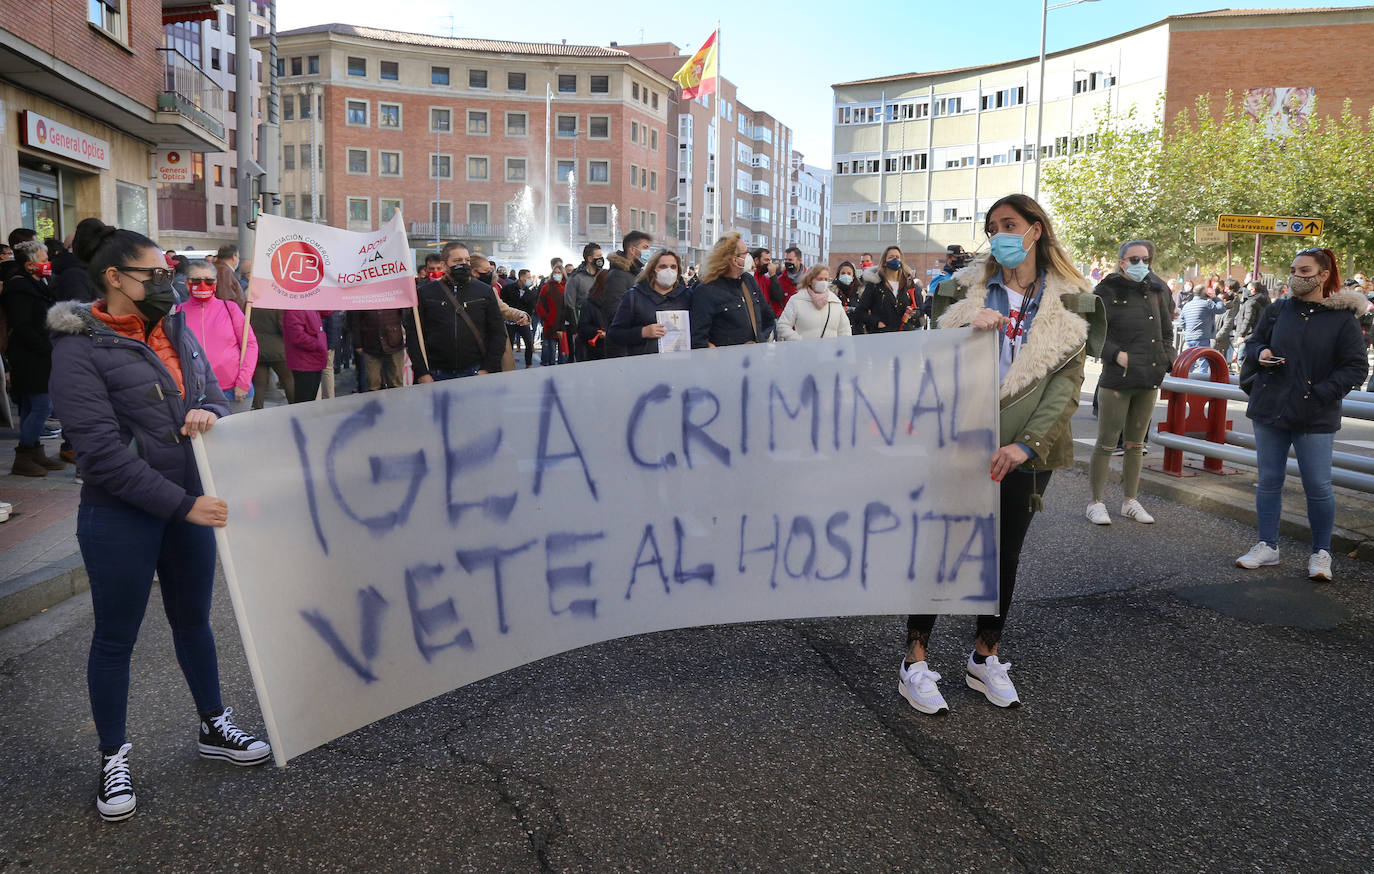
[965,653,1020,708]
[1120,499,1155,524]
[897,660,949,715]
[1235,542,1280,569]
[1307,549,1333,582]
[1085,502,1111,525]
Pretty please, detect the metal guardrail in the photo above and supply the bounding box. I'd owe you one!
[1160,375,1374,419]
[158,48,225,140]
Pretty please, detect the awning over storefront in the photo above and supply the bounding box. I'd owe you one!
[162,1,220,25]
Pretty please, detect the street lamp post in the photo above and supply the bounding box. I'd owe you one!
[1032,0,1098,201]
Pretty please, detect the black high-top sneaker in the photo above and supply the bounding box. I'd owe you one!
[198,707,271,765]
[97,743,137,822]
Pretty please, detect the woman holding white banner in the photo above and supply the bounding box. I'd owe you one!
[898,194,1105,715]
[47,222,270,823]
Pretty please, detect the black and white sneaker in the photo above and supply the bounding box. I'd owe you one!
[198,707,271,766]
[97,743,137,822]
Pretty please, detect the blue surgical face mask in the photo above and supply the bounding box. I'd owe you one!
[885,257,903,271]
[989,228,1033,269]
[1125,261,1150,282]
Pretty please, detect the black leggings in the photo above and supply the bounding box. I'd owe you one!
[906,468,1051,650]
[290,370,323,404]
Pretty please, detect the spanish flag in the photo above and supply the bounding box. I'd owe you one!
[672,31,718,100]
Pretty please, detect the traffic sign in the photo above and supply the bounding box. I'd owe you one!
[1216,214,1323,236]
[1195,226,1228,245]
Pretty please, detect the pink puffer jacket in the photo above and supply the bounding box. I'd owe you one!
[176,295,258,393]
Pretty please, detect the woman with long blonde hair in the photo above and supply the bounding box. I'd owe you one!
[898,193,1104,716]
[688,232,776,348]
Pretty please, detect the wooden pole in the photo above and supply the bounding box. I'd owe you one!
[237,301,254,373]
[410,304,430,373]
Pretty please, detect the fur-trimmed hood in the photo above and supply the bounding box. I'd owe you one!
[1315,288,1370,314]
[46,299,109,336]
[607,252,637,274]
[937,269,1104,400]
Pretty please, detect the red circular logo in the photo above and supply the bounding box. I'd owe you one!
[35,120,47,144]
[166,151,181,164]
[270,240,325,295]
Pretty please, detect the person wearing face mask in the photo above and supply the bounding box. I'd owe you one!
[576,269,613,361]
[3,240,66,475]
[855,245,922,333]
[471,254,527,373]
[405,241,507,381]
[1233,280,1271,368]
[689,232,776,348]
[1236,247,1368,582]
[566,243,604,360]
[501,269,539,369]
[1085,240,1175,526]
[750,247,779,316]
[175,261,258,414]
[602,232,653,359]
[777,265,852,341]
[907,193,1105,715]
[772,246,805,318]
[609,250,692,355]
[832,260,863,335]
[47,222,269,822]
[535,263,574,365]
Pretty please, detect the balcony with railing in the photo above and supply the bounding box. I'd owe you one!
[157,48,226,142]
[409,222,507,240]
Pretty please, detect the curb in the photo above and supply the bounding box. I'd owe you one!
[0,552,88,630]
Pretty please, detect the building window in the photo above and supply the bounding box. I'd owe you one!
[556,203,570,225]
[284,195,296,219]
[507,71,526,91]
[290,57,303,76]
[629,164,638,188]
[346,100,368,126]
[632,83,640,100]
[282,145,295,170]
[431,66,449,86]
[379,198,402,222]
[378,103,401,129]
[228,53,237,75]
[211,49,222,71]
[631,121,639,142]
[379,151,401,177]
[308,55,319,74]
[590,75,609,94]
[283,97,294,121]
[469,69,488,89]
[556,114,577,137]
[467,110,488,135]
[213,165,223,187]
[588,205,608,226]
[558,74,576,93]
[650,130,658,150]
[650,171,657,192]
[431,201,452,227]
[652,92,659,110]
[300,93,313,119]
[431,108,451,133]
[215,204,225,226]
[347,149,368,174]
[380,61,399,81]
[300,147,312,169]
[348,197,370,226]
[347,56,366,77]
[587,160,609,183]
[588,116,609,139]
[556,160,574,183]
[467,202,489,226]
[430,154,451,179]
[505,112,527,136]
[467,156,489,181]
[640,168,648,188]
[506,158,527,182]
[228,90,238,113]
[88,0,127,43]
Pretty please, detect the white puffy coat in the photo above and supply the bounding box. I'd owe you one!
[777,290,853,340]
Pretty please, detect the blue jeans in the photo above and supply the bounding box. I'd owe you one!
[79,502,222,749]
[431,365,482,381]
[18,392,52,445]
[541,334,567,366]
[1252,422,1335,552]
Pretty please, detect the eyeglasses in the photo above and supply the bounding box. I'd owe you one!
[117,266,172,284]
[187,278,217,288]
[1126,256,1152,265]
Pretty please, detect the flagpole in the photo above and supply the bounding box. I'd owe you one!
[713,22,722,245]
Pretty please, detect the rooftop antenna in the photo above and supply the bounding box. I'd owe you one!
[445,14,455,37]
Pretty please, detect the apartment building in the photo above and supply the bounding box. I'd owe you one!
[0,0,227,242]
[159,1,269,252]
[265,24,673,267]
[829,6,1374,274]
[621,43,794,269]
[787,154,828,266]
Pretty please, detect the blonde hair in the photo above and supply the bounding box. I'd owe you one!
[469,254,490,272]
[979,194,1090,291]
[702,232,742,284]
[636,249,683,286]
[798,264,829,292]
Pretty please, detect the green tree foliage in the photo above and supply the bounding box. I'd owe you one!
[1044,93,1374,274]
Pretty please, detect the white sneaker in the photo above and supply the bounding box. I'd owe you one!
[1307,549,1333,582]
[965,653,1020,708]
[1235,542,1280,569]
[1085,502,1111,525]
[1120,499,1155,524]
[897,659,948,715]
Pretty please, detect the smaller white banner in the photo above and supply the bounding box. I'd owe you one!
[656,310,690,353]
[20,111,111,169]
[156,150,194,184]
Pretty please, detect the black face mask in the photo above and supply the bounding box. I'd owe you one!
[449,264,471,286]
[476,271,494,285]
[592,257,605,271]
[131,277,177,331]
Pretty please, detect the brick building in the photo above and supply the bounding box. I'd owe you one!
[830,6,1374,274]
[265,24,674,268]
[0,0,226,243]
[620,43,798,269]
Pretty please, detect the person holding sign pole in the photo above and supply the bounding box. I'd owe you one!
[406,241,506,380]
[689,232,776,348]
[905,194,1105,714]
[47,223,270,823]
[609,249,692,356]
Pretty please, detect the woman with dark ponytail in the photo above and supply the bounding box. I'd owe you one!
[48,222,270,823]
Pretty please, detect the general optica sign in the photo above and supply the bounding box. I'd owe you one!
[20,111,111,170]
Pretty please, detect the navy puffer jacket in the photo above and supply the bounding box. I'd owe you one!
[48,300,229,520]
[608,279,692,355]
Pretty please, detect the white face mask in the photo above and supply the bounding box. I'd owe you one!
[837,274,853,286]
[655,267,678,287]
[812,280,830,295]
[552,272,563,281]
[737,252,753,273]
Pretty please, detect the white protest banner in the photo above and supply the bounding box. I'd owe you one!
[194,329,1000,766]
[248,211,417,311]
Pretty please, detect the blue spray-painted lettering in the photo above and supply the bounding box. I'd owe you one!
[738,513,780,588]
[434,392,516,524]
[907,359,946,447]
[326,401,428,536]
[952,514,998,602]
[851,358,900,447]
[291,417,328,556]
[625,524,669,599]
[816,511,853,581]
[533,379,599,500]
[769,376,820,452]
[455,541,537,634]
[782,515,818,579]
[673,516,715,585]
[860,501,901,588]
[546,530,605,618]
[299,586,388,682]
[626,383,677,469]
[681,387,730,469]
[404,563,474,662]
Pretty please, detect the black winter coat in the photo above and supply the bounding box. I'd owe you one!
[689,273,776,348]
[1094,272,1176,390]
[854,270,922,333]
[1242,290,1368,433]
[2,273,55,395]
[52,250,97,303]
[404,277,506,377]
[600,252,642,358]
[1234,290,1271,342]
[608,280,692,355]
[577,293,612,361]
